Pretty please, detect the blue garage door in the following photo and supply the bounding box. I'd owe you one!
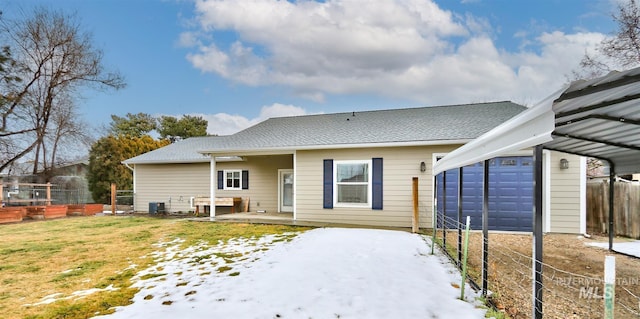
[436,156,533,232]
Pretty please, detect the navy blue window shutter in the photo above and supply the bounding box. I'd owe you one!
[242,170,249,189]
[323,159,333,209]
[217,171,223,190]
[372,158,383,210]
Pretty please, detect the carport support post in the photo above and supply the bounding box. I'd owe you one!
[442,171,447,248]
[482,160,489,297]
[608,162,615,251]
[431,176,437,255]
[533,145,543,319]
[458,167,463,267]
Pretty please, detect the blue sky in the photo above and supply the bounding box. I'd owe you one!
[3,0,618,135]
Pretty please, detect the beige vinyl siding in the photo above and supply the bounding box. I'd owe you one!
[549,151,582,233]
[134,155,292,214]
[214,155,292,213]
[296,145,460,228]
[134,163,210,213]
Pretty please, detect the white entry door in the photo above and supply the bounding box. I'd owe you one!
[279,169,294,212]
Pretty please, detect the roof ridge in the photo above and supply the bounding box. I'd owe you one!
[260,100,519,121]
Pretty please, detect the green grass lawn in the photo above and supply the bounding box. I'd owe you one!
[0,216,309,319]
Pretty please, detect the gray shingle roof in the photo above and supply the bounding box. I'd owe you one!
[124,101,525,164]
[123,136,217,164]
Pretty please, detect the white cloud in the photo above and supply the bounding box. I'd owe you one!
[176,32,199,48]
[257,103,308,119]
[185,103,310,135]
[184,0,608,106]
[186,43,230,76]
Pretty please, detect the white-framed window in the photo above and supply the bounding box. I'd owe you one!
[334,160,372,207]
[224,170,242,190]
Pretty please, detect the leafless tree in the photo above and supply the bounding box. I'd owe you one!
[586,157,605,178]
[39,94,94,180]
[0,7,124,175]
[579,0,640,78]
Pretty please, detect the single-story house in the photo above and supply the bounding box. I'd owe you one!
[123,101,585,233]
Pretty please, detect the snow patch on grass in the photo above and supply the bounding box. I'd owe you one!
[94,229,488,318]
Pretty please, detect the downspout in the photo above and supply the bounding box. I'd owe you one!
[579,156,589,237]
[123,162,135,211]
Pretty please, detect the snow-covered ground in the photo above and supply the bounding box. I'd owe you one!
[94,228,488,319]
[587,240,640,258]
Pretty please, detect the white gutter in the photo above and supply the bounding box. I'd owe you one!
[123,162,134,171]
[123,162,136,211]
[124,156,245,165]
[198,139,472,156]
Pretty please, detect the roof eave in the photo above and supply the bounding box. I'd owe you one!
[122,158,211,165]
[198,139,473,156]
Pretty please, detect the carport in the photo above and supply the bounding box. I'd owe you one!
[433,67,640,318]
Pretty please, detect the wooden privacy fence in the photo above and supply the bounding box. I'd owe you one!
[587,180,640,239]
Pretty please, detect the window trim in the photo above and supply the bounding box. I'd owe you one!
[333,159,372,208]
[223,170,242,190]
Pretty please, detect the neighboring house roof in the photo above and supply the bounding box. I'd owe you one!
[124,101,526,164]
[0,157,89,176]
[63,157,90,167]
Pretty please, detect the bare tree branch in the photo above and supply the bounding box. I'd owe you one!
[578,0,640,78]
[0,7,125,173]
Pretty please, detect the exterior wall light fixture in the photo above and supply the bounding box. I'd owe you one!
[560,158,569,170]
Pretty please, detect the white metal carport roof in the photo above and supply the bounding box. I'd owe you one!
[434,67,640,176]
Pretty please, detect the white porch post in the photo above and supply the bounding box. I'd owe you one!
[293,151,297,220]
[210,156,216,221]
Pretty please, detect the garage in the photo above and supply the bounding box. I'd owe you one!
[436,156,533,232]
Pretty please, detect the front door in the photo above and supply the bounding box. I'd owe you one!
[279,169,293,212]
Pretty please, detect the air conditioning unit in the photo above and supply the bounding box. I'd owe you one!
[149,202,165,214]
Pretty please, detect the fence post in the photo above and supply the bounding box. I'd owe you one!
[111,183,116,215]
[412,177,419,233]
[46,182,51,206]
[460,216,471,300]
[604,256,616,319]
